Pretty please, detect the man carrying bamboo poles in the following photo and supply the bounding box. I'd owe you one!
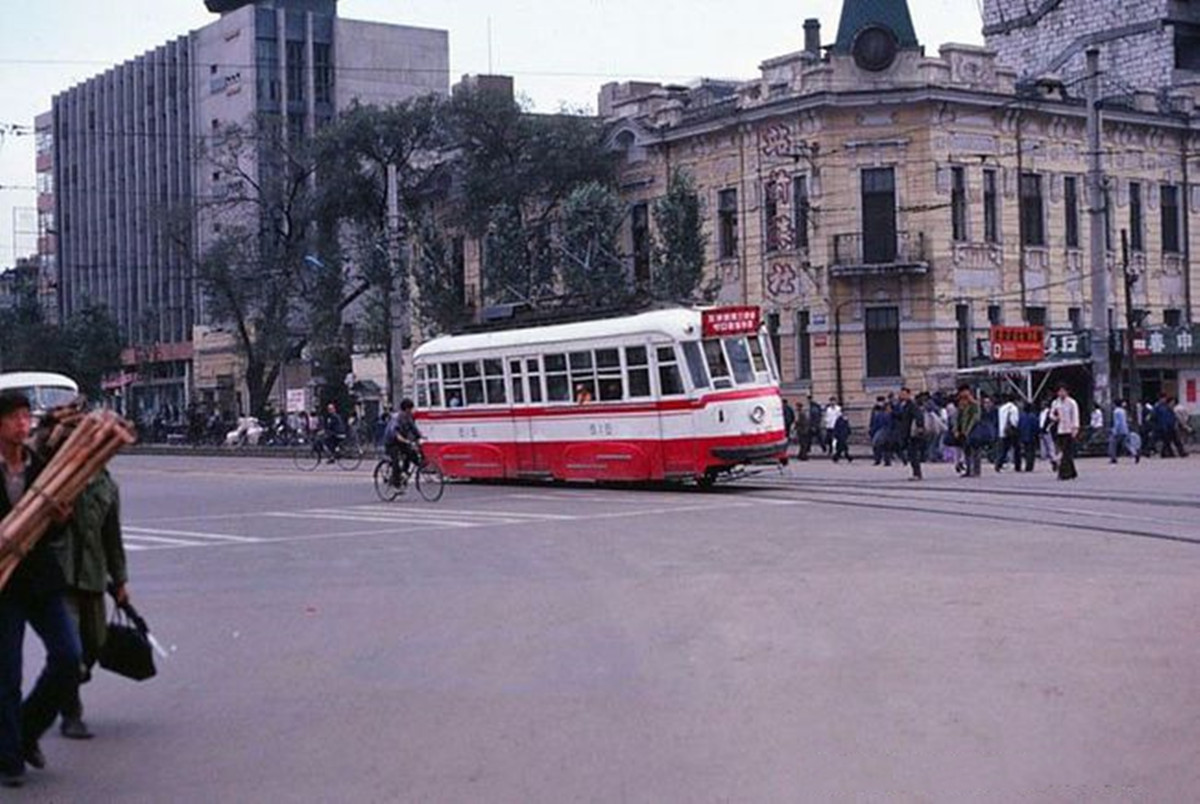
[0,391,82,788]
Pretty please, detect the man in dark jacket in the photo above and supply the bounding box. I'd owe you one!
[55,468,129,740]
[894,388,925,480]
[0,392,82,787]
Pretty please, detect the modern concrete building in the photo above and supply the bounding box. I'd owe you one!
[594,0,1200,419]
[49,0,448,416]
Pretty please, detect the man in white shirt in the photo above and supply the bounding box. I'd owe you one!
[822,397,841,457]
[994,394,1022,472]
[1050,385,1080,480]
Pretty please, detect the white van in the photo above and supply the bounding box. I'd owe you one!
[0,371,80,415]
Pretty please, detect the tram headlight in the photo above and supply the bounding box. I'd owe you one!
[749,405,766,424]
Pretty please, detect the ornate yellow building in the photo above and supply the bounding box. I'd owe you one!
[601,0,1200,417]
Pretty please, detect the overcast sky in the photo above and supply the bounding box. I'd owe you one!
[0,0,984,266]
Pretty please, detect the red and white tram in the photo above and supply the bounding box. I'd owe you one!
[412,306,788,484]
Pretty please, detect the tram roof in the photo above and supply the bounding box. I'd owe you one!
[415,308,705,359]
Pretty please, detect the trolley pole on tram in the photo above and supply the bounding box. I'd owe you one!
[1086,47,1113,417]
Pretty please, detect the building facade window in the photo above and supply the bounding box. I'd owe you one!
[285,41,304,103]
[766,312,782,374]
[1068,307,1082,331]
[1024,306,1047,327]
[1129,182,1144,252]
[256,38,279,104]
[795,310,812,380]
[718,188,738,260]
[861,168,897,263]
[793,175,810,249]
[955,303,971,369]
[1162,184,1181,254]
[1164,308,1183,327]
[983,169,999,244]
[631,202,650,286]
[764,182,780,253]
[988,304,1003,326]
[951,166,967,242]
[865,306,901,378]
[1019,172,1045,247]
[313,43,332,104]
[1064,175,1080,249]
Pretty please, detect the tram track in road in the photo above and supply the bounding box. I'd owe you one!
[719,479,1200,548]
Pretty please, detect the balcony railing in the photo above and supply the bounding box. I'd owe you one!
[829,231,928,277]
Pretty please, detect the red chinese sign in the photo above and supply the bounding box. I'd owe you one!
[990,326,1045,362]
[702,306,762,337]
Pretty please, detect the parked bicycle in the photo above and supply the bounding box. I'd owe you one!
[293,432,365,471]
[373,447,445,502]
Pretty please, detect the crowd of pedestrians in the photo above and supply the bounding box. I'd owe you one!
[781,385,1192,482]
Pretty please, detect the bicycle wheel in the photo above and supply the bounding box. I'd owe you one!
[293,444,322,471]
[336,439,364,471]
[414,461,445,502]
[373,459,402,501]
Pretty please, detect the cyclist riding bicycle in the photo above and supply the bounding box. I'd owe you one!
[320,402,347,463]
[384,398,422,485]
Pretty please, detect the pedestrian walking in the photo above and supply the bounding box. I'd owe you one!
[994,394,1021,472]
[54,468,129,740]
[895,388,925,480]
[822,397,841,456]
[955,385,983,478]
[807,397,824,455]
[1050,385,1080,480]
[1018,402,1039,472]
[0,391,82,788]
[831,412,852,463]
[1108,400,1135,464]
[781,398,796,452]
[795,400,812,460]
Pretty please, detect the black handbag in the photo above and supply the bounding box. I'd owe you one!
[98,607,157,682]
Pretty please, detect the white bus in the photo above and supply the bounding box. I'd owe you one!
[0,371,80,415]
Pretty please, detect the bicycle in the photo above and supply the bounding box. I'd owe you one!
[373,447,445,502]
[293,434,364,471]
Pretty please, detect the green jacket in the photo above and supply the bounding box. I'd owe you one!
[957,400,980,439]
[55,469,128,594]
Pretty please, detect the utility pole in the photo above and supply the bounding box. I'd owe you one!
[1086,47,1112,416]
[1121,229,1142,421]
[386,163,407,409]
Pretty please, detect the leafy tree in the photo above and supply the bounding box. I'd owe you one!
[411,216,469,336]
[558,181,629,306]
[651,168,714,303]
[188,116,326,418]
[61,305,123,399]
[445,88,617,306]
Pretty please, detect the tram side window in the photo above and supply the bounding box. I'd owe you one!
[509,360,525,404]
[526,358,544,403]
[484,358,506,404]
[545,353,570,401]
[724,337,755,384]
[702,339,733,389]
[656,345,685,396]
[416,365,428,408]
[442,362,464,408]
[569,351,596,402]
[427,364,442,407]
[625,346,651,398]
[753,333,779,382]
[595,348,623,401]
[681,341,710,390]
[463,360,485,405]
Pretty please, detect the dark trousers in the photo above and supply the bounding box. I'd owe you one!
[797,430,812,460]
[996,434,1021,470]
[0,592,81,774]
[1020,440,1037,472]
[1056,434,1078,479]
[906,436,924,478]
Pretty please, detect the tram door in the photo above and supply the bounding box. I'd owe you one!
[510,356,544,475]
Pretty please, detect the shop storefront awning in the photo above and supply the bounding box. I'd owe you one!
[956,358,1092,403]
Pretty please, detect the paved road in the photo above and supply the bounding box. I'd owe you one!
[14,453,1200,802]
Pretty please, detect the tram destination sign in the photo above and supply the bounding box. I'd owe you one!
[702,306,762,337]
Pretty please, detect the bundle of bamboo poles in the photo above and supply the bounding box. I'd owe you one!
[0,405,137,592]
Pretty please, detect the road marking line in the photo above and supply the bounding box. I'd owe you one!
[124,526,261,543]
[348,505,575,521]
[264,511,479,528]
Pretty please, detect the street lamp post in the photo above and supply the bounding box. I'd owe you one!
[1121,229,1143,420]
[1086,47,1113,418]
[831,296,857,408]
